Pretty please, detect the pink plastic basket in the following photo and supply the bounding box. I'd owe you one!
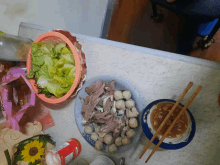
[26,30,87,104]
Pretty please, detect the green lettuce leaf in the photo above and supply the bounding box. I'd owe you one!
[31,51,45,66]
[44,55,53,66]
[40,44,54,55]
[35,64,49,79]
[38,87,53,98]
[68,65,76,77]
[52,75,69,88]
[61,47,71,54]
[60,54,75,64]
[55,43,66,53]
[28,42,76,98]
[48,66,57,77]
[53,57,71,68]
[37,75,70,97]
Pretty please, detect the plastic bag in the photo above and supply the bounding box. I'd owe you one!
[0,67,35,130]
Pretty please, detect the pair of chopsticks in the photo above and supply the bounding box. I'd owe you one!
[139,82,202,163]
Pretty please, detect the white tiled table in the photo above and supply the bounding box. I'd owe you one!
[17,22,220,165]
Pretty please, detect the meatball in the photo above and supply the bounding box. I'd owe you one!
[125,99,135,109]
[128,118,138,128]
[123,91,131,100]
[122,136,131,145]
[109,144,117,152]
[116,100,125,110]
[126,107,139,118]
[104,134,113,145]
[84,125,93,134]
[126,129,136,138]
[91,132,98,141]
[95,140,103,151]
[114,91,123,100]
[115,137,122,146]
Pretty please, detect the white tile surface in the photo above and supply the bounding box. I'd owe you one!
[18,24,220,165]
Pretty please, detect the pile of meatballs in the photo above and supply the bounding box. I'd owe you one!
[83,90,139,152]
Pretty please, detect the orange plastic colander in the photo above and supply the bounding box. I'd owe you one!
[27,31,84,104]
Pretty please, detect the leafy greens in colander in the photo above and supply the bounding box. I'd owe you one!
[27,42,76,98]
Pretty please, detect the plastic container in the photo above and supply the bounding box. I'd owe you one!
[0,33,32,61]
[26,31,86,104]
[46,138,81,165]
[90,156,115,165]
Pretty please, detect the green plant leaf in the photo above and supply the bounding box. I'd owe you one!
[28,160,41,165]
[12,162,17,165]
[13,143,26,164]
[14,154,23,161]
[38,87,53,98]
[39,134,56,146]
[35,160,41,165]
[28,162,32,165]
[16,143,26,151]
[4,150,11,165]
[12,152,23,165]
[39,136,48,147]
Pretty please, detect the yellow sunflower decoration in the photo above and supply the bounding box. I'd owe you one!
[21,140,45,163]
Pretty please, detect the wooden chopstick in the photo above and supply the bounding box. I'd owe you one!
[145,85,202,163]
[139,82,193,159]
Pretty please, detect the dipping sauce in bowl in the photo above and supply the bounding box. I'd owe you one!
[150,103,188,138]
[142,99,196,149]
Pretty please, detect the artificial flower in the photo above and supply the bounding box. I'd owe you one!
[21,140,45,163]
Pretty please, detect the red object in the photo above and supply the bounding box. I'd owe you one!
[58,138,81,165]
[46,138,81,165]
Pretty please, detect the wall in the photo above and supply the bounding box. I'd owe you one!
[0,0,108,37]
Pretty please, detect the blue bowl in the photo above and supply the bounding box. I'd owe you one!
[141,99,196,150]
[74,76,145,153]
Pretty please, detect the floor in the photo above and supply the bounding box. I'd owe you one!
[190,31,220,62]
[107,0,220,62]
[108,0,180,53]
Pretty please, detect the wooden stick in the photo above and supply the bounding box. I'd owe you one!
[145,85,202,163]
[139,82,193,159]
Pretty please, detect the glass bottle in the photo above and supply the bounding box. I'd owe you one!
[0,33,32,61]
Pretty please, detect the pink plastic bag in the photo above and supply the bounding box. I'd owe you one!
[0,67,35,131]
